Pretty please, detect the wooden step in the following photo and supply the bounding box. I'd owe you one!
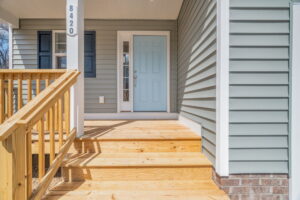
[43,180,229,200]
[44,191,229,200]
[31,120,201,154]
[62,152,212,181]
[32,139,201,154]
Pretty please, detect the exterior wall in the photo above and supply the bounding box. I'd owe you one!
[229,0,290,174]
[12,19,178,113]
[213,171,289,200]
[177,0,217,164]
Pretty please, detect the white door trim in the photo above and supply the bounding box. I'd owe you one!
[117,31,171,113]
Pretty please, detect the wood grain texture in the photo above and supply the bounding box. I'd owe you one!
[39,120,228,199]
[64,90,70,136]
[0,74,4,123]
[38,118,45,180]
[0,70,80,200]
[7,74,13,117]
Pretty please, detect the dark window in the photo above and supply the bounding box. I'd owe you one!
[84,31,96,78]
[38,31,52,69]
[38,31,96,77]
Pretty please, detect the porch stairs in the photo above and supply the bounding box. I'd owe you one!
[42,120,229,200]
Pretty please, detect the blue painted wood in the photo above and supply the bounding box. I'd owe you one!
[84,31,96,78]
[38,31,52,69]
[133,36,167,112]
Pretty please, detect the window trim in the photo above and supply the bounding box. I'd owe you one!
[52,30,67,69]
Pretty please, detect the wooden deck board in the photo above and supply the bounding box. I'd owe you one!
[63,152,211,168]
[41,120,229,199]
[82,120,201,140]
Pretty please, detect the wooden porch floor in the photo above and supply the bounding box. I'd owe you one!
[42,120,229,200]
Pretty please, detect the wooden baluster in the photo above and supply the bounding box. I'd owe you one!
[45,77,50,131]
[64,89,70,136]
[38,117,45,180]
[36,74,41,95]
[34,75,41,132]
[18,74,23,110]
[27,76,32,101]
[58,98,63,148]
[54,102,58,132]
[0,74,4,123]
[7,74,13,117]
[26,128,32,198]
[49,106,55,164]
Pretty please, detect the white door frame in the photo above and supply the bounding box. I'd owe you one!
[117,31,171,113]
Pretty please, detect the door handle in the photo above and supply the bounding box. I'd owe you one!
[133,70,137,87]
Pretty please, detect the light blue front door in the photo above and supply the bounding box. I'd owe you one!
[133,36,167,112]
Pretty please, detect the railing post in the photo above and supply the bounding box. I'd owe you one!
[0,125,27,200]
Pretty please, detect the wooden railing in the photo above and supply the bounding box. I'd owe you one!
[0,70,80,200]
[0,70,66,124]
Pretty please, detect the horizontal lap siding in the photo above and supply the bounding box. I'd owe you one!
[229,0,290,174]
[177,0,217,165]
[13,19,178,113]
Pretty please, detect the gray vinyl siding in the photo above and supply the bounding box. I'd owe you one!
[229,0,290,173]
[12,19,178,113]
[177,0,217,165]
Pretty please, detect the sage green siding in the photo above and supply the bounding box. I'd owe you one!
[12,19,178,113]
[229,0,290,173]
[177,0,217,164]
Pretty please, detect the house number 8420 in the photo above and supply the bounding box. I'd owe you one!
[67,4,77,36]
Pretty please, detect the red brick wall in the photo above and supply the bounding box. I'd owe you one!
[213,171,289,200]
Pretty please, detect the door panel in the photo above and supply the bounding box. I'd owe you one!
[133,35,167,112]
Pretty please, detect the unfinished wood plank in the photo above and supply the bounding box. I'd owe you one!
[17,74,23,110]
[47,180,220,191]
[7,74,13,117]
[72,140,201,153]
[0,74,4,123]
[38,118,45,180]
[31,129,76,200]
[54,103,58,132]
[49,106,55,164]
[82,120,201,141]
[43,190,229,200]
[45,77,50,131]
[36,75,41,95]
[26,129,32,198]
[0,126,27,200]
[63,167,212,182]
[63,152,211,168]
[27,78,32,101]
[58,98,63,148]
[64,89,70,136]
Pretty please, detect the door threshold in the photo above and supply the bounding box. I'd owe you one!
[85,112,178,120]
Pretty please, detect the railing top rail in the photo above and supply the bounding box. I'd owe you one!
[0,69,67,74]
[0,70,80,141]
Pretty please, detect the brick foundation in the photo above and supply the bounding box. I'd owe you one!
[213,171,289,200]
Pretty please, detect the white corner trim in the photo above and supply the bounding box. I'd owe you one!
[85,112,178,120]
[216,0,230,177]
[290,3,300,200]
[179,115,202,137]
[8,25,13,69]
